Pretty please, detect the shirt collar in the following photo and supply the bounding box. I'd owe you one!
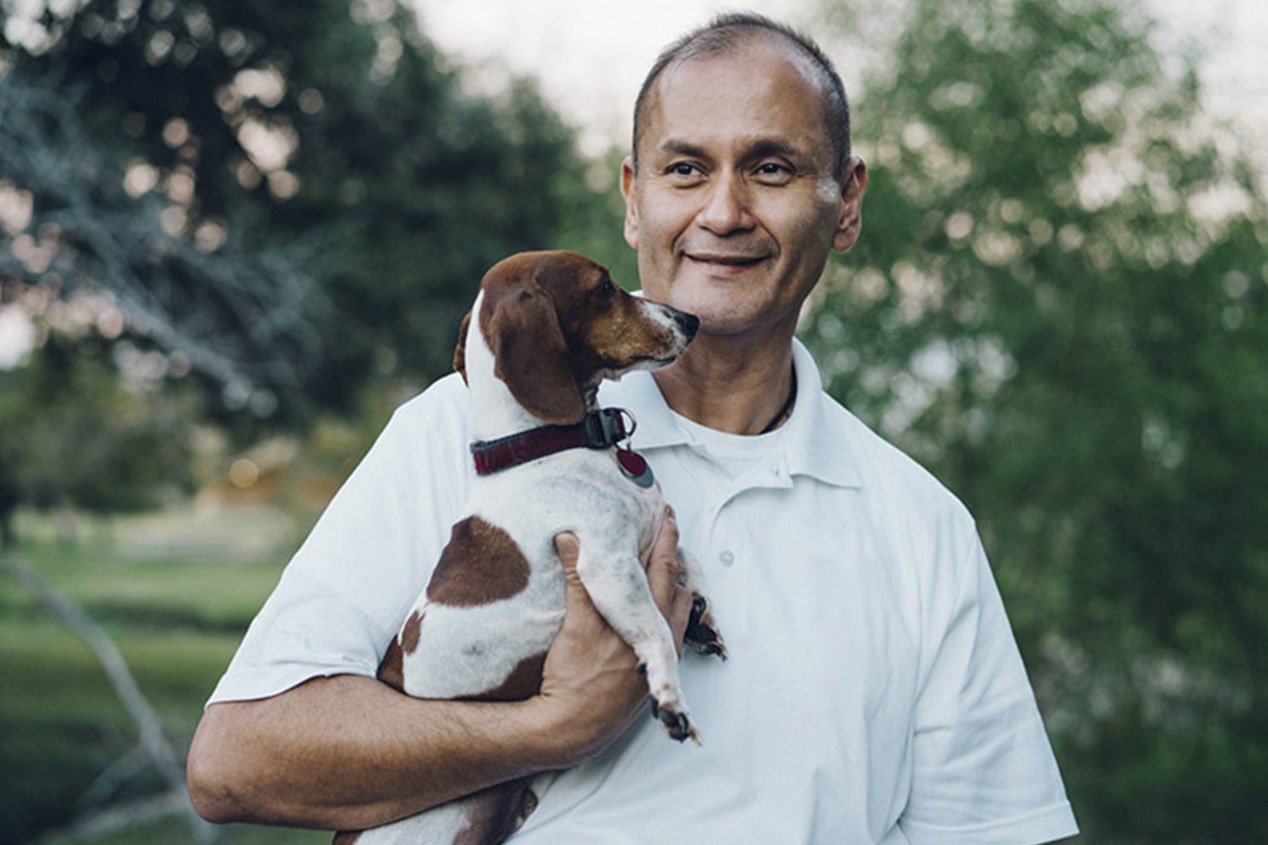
[598,339,862,489]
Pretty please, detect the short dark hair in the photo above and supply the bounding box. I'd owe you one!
[631,13,852,178]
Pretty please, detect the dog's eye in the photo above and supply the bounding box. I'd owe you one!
[597,279,616,299]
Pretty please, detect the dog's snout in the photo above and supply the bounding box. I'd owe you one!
[673,310,700,341]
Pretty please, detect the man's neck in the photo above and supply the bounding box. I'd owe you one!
[653,330,797,436]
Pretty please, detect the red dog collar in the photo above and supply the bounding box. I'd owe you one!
[471,408,639,476]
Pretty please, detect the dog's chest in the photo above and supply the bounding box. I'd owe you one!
[476,449,665,560]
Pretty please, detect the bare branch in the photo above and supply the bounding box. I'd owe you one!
[0,76,331,416]
[0,550,218,843]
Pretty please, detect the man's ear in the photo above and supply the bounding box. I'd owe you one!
[620,156,640,250]
[832,156,868,252]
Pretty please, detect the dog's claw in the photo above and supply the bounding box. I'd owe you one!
[699,641,725,657]
[686,625,727,659]
[650,699,699,744]
[661,709,694,743]
[685,595,728,661]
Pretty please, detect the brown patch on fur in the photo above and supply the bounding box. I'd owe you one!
[427,517,531,607]
[375,609,422,691]
[464,651,547,702]
[453,309,472,384]
[454,779,539,845]
[376,637,404,691]
[400,608,423,654]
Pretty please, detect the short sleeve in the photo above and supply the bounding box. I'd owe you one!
[207,375,471,704]
[900,535,1078,845]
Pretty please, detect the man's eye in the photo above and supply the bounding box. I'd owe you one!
[669,162,699,177]
[754,161,795,185]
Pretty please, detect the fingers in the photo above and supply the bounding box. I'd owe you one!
[553,531,600,631]
[644,508,680,607]
[644,508,693,653]
[554,531,580,573]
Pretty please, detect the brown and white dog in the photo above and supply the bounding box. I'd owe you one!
[335,251,725,845]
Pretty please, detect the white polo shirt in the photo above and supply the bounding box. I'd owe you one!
[210,340,1077,845]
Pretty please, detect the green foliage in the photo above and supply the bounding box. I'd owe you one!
[1,0,595,422]
[811,0,1268,840]
[549,146,641,290]
[0,330,199,540]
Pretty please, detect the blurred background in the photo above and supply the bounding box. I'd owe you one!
[1,0,1265,842]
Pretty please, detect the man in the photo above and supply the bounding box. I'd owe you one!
[188,14,1078,844]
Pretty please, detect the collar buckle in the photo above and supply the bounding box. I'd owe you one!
[583,408,630,449]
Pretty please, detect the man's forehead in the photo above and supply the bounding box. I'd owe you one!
[637,44,830,157]
[652,34,823,102]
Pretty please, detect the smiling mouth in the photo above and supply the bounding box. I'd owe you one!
[686,253,767,268]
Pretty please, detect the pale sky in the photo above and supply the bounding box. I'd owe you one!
[417,0,1268,158]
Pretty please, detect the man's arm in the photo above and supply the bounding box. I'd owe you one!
[186,514,692,831]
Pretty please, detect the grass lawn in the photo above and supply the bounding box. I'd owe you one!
[0,506,332,844]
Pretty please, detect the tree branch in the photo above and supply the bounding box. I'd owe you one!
[0,549,218,843]
[0,76,331,417]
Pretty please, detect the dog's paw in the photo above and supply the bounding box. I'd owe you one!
[685,595,727,661]
[650,698,700,745]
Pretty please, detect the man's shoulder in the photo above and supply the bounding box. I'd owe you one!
[817,392,973,524]
[388,372,469,430]
[363,372,472,476]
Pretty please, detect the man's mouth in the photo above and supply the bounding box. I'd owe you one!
[685,252,767,269]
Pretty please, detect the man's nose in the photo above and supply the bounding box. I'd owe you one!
[695,171,753,235]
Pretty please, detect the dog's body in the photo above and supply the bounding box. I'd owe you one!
[335,251,724,845]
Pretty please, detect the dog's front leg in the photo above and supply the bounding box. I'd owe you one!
[572,542,699,744]
[677,549,727,660]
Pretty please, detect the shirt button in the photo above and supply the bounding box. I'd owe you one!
[719,550,735,567]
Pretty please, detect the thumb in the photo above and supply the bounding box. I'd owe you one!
[552,531,608,637]
[554,531,585,595]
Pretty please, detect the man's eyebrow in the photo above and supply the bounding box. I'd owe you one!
[746,138,801,160]
[655,139,709,160]
[653,137,807,162]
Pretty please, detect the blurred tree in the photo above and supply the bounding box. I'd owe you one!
[550,146,641,291]
[0,0,592,426]
[0,320,200,544]
[810,0,1268,841]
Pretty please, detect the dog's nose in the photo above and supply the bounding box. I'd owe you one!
[671,309,700,340]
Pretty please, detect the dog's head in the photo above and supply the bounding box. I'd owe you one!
[454,251,698,425]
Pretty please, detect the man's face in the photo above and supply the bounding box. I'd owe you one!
[621,37,866,340]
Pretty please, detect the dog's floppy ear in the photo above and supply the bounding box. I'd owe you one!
[484,286,586,425]
[452,309,472,385]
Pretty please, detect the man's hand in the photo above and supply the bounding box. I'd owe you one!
[534,508,692,766]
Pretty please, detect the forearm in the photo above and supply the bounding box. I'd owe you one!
[187,674,571,831]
